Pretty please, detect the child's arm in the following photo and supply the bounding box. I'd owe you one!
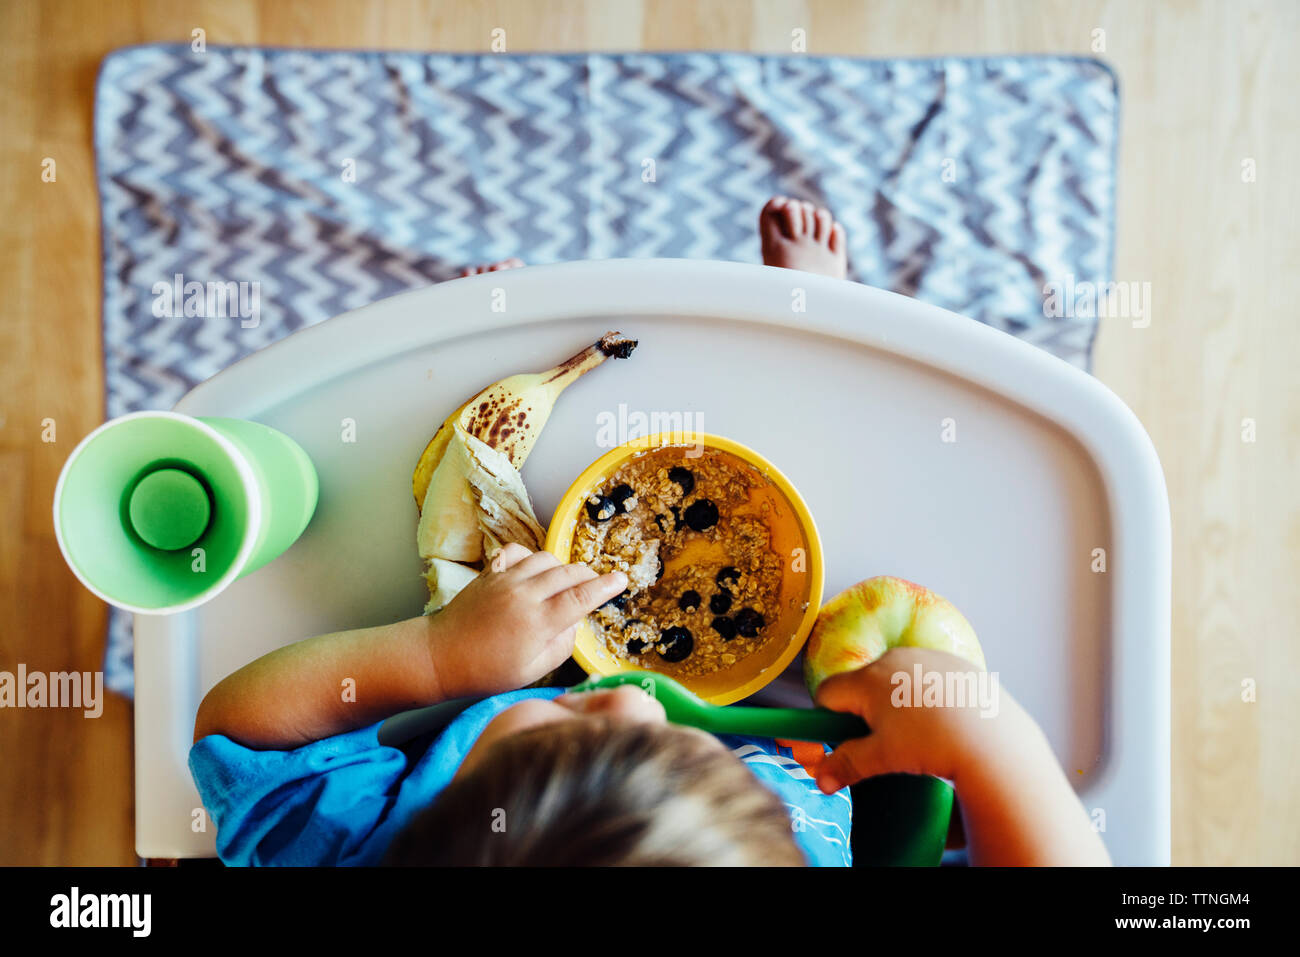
[812,647,1110,866]
[193,544,626,750]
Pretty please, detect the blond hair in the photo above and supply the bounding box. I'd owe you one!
[384,718,804,866]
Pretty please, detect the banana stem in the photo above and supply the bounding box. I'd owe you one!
[542,332,638,391]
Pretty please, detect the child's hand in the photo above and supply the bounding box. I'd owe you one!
[812,646,1030,794]
[813,647,1111,865]
[192,545,624,749]
[429,543,628,698]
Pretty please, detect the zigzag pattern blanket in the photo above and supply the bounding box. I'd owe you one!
[94,45,1119,694]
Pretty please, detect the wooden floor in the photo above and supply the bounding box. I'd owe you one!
[1,0,1295,865]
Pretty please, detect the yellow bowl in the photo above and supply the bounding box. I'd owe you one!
[544,432,824,705]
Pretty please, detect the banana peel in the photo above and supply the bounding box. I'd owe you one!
[415,331,638,614]
[413,331,638,509]
[417,423,486,563]
[417,423,547,610]
[411,401,470,520]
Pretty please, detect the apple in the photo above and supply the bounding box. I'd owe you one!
[804,575,985,695]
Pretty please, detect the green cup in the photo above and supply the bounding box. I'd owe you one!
[851,774,955,866]
[53,411,318,614]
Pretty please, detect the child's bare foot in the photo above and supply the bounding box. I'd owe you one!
[759,197,847,279]
[459,257,524,277]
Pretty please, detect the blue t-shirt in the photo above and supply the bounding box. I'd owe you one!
[189,686,852,866]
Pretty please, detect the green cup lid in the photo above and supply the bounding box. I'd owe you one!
[127,468,212,551]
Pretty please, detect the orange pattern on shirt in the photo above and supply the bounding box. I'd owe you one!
[776,738,826,778]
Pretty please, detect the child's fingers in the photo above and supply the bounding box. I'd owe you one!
[500,549,561,579]
[525,623,579,676]
[530,561,600,598]
[812,668,875,721]
[488,542,533,573]
[545,571,628,625]
[543,622,579,658]
[814,736,889,794]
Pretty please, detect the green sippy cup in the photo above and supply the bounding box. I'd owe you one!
[53,411,318,614]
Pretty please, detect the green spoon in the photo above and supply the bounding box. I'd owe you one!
[572,670,954,866]
[571,671,869,743]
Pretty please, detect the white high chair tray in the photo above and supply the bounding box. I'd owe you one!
[134,259,1170,864]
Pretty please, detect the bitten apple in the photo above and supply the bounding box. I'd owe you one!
[803,575,985,695]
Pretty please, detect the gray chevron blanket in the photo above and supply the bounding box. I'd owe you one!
[94,45,1119,694]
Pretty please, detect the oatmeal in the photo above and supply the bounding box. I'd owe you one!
[570,445,791,679]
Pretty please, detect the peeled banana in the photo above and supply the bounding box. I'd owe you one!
[414,332,638,613]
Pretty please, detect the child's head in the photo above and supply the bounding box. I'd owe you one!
[384,686,805,866]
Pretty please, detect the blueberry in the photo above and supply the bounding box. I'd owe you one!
[709,591,732,614]
[658,626,694,662]
[678,589,702,612]
[734,608,765,637]
[711,616,738,640]
[668,466,695,495]
[624,620,646,655]
[600,589,629,611]
[586,495,617,522]
[610,483,636,513]
[683,499,719,532]
[716,566,741,588]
